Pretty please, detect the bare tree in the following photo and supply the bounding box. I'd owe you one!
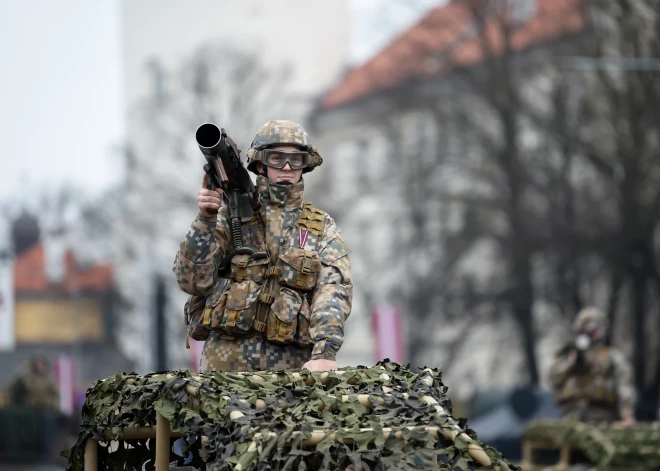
[311,0,660,409]
[564,0,660,418]
[407,0,588,385]
[438,0,660,410]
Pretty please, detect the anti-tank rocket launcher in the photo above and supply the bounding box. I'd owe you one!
[195,123,267,270]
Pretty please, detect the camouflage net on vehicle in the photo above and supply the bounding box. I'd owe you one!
[524,419,660,469]
[64,361,519,471]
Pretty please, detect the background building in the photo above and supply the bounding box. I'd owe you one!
[0,212,132,406]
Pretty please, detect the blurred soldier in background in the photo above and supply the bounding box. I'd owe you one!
[174,120,353,373]
[548,307,636,425]
[8,356,59,410]
[6,356,62,461]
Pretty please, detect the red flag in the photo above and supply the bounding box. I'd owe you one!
[371,305,404,363]
[189,339,204,372]
[55,355,75,415]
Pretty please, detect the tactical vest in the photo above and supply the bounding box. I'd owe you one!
[554,346,618,407]
[185,202,325,349]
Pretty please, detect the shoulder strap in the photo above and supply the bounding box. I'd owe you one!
[296,202,325,236]
[242,212,262,226]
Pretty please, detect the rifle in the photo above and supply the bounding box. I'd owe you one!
[195,123,267,270]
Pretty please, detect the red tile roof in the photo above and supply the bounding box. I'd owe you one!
[320,0,585,110]
[14,244,113,294]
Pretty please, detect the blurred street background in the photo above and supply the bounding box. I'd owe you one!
[1,0,659,468]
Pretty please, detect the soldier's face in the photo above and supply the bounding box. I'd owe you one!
[32,359,48,374]
[261,145,303,184]
[584,321,605,341]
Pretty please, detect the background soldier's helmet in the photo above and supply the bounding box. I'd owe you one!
[573,306,607,332]
[246,120,323,174]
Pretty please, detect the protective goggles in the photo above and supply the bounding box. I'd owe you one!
[583,321,600,333]
[262,149,310,169]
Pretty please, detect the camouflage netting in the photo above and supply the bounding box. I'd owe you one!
[524,419,660,469]
[65,361,519,470]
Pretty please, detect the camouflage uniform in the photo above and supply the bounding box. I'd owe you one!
[9,359,60,410]
[174,121,352,372]
[548,307,636,421]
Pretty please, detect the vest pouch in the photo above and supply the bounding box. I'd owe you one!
[184,295,210,345]
[556,377,580,403]
[184,277,232,346]
[279,249,322,292]
[219,279,261,335]
[205,278,232,330]
[587,374,617,404]
[294,296,313,347]
[267,287,301,345]
[230,254,271,283]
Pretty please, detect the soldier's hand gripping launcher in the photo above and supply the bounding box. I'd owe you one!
[195,123,268,270]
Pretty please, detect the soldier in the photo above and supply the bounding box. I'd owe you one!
[548,307,636,424]
[8,356,60,410]
[173,120,353,373]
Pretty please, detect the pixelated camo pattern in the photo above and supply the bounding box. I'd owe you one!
[173,175,352,368]
[173,208,232,296]
[279,250,322,291]
[249,120,312,150]
[217,280,261,335]
[200,331,312,372]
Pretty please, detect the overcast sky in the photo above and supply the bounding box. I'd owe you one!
[0,0,123,206]
[0,0,440,207]
[351,0,441,64]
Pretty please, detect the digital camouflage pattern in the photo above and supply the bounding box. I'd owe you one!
[246,120,323,174]
[200,331,312,372]
[173,175,352,371]
[64,360,520,471]
[174,216,231,296]
[524,419,660,470]
[250,120,313,151]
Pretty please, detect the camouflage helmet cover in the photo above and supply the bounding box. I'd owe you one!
[573,306,607,333]
[246,120,323,174]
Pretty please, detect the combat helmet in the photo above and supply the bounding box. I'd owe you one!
[573,306,607,333]
[246,120,323,174]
